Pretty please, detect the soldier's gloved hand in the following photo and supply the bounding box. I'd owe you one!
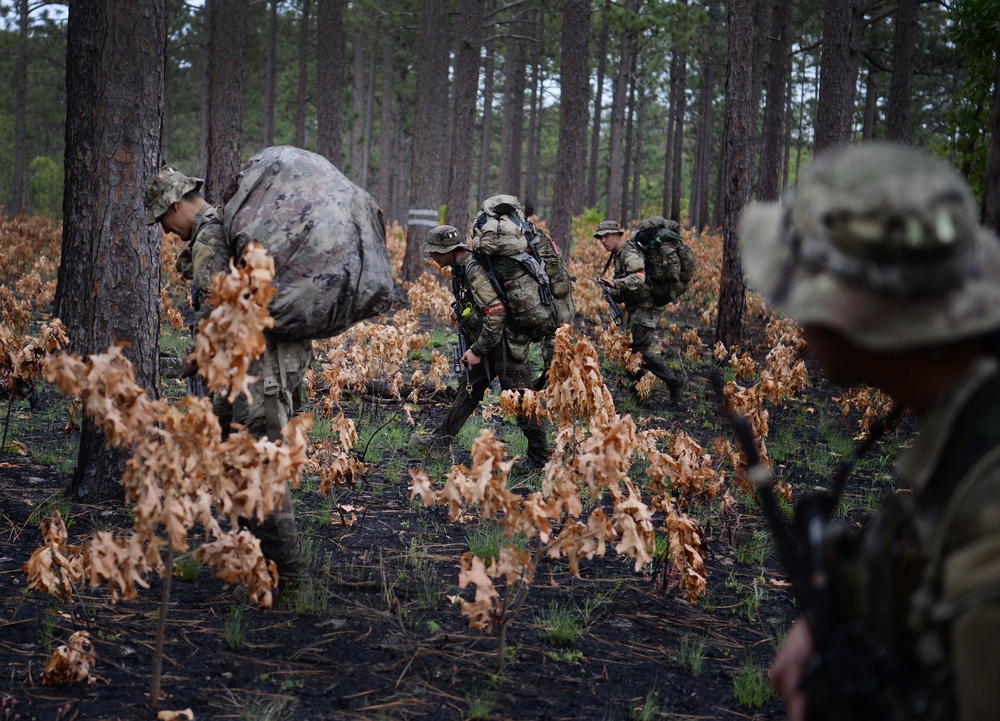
[181,356,199,378]
[771,617,813,721]
[461,348,482,368]
[598,277,615,289]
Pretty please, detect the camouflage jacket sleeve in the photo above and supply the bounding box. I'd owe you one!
[189,205,232,299]
[464,256,506,357]
[612,240,650,306]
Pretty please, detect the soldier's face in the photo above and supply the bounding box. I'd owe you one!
[430,250,457,267]
[158,202,192,241]
[599,232,624,253]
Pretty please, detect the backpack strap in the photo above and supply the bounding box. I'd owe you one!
[602,252,615,277]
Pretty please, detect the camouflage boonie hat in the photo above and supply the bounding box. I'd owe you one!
[739,142,1000,350]
[422,225,466,254]
[593,220,623,238]
[143,166,204,225]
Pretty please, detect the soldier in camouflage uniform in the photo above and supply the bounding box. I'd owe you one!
[595,220,685,405]
[144,166,308,585]
[741,143,1000,721]
[410,225,549,468]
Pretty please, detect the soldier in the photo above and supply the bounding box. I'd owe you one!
[144,166,308,586]
[595,220,685,405]
[410,225,549,468]
[740,143,1000,721]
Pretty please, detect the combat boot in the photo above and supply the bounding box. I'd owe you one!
[667,376,687,407]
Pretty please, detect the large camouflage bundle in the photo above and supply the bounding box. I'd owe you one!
[222,146,393,341]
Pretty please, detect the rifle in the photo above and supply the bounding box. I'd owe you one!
[186,282,206,397]
[452,328,474,396]
[598,279,626,328]
[710,371,919,720]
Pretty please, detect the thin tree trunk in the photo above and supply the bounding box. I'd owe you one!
[606,0,640,225]
[984,32,1000,234]
[349,33,365,179]
[781,52,793,191]
[402,0,450,282]
[445,0,485,237]
[631,83,645,222]
[524,10,543,213]
[662,51,678,218]
[11,0,28,216]
[317,0,346,166]
[670,44,687,221]
[550,0,591,255]
[717,0,753,349]
[885,0,919,142]
[748,0,768,190]
[477,0,497,204]
[295,0,311,148]
[377,29,394,215]
[361,46,376,189]
[690,0,718,230]
[204,0,248,203]
[756,0,791,202]
[263,0,277,146]
[586,0,611,209]
[621,56,636,225]
[200,0,212,174]
[499,15,527,196]
[862,67,878,141]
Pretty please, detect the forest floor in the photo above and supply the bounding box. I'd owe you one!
[0,222,912,721]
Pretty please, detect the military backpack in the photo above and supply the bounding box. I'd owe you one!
[632,216,696,306]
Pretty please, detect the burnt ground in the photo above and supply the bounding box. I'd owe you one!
[0,313,911,721]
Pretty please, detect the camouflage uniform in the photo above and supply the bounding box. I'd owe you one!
[741,143,1000,720]
[145,166,308,583]
[413,226,548,467]
[596,221,684,403]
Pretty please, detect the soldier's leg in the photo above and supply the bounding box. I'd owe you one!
[233,340,313,583]
[413,357,492,451]
[499,341,549,467]
[630,324,685,405]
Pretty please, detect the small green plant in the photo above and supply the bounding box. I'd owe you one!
[173,554,201,582]
[238,694,296,721]
[538,602,583,648]
[224,606,246,651]
[742,573,768,621]
[280,577,328,615]
[466,685,498,721]
[631,687,660,721]
[405,539,440,610]
[732,660,775,708]
[734,528,773,566]
[467,524,506,565]
[670,634,708,675]
[38,610,58,654]
[544,648,585,663]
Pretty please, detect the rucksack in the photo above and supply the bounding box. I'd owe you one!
[632,216,696,306]
[221,146,393,341]
[470,195,561,341]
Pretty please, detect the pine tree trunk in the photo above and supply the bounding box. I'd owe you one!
[499,15,527,197]
[985,33,1000,235]
[885,0,919,142]
[586,0,611,210]
[204,0,248,203]
[690,0,718,229]
[717,0,753,350]
[670,46,687,221]
[446,0,485,236]
[263,0,277,147]
[199,0,211,174]
[662,51,678,218]
[756,0,791,202]
[862,68,878,141]
[621,59,636,224]
[295,0,311,148]
[606,0,640,225]
[317,0,345,166]
[66,0,167,503]
[11,0,28,216]
[377,29,394,217]
[550,0,591,255]
[349,34,365,179]
[631,84,645,222]
[523,10,543,214]
[477,0,497,205]
[815,0,862,152]
[402,0,450,282]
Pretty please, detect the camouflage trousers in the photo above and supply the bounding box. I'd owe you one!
[628,321,682,391]
[215,337,313,583]
[431,339,548,466]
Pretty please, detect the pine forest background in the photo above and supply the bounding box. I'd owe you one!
[1,0,997,233]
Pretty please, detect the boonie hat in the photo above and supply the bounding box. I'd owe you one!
[739,142,1000,350]
[144,166,204,225]
[422,225,467,254]
[594,220,623,238]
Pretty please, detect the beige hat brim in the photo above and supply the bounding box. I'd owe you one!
[740,203,1000,350]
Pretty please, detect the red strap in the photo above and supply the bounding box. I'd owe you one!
[483,302,505,316]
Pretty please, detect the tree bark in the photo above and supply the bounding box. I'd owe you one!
[445,0,485,237]
[621,55,637,224]
[523,10,544,214]
[717,0,753,349]
[499,14,527,197]
[586,0,611,210]
[756,0,791,202]
[204,0,248,203]
[670,42,688,221]
[62,0,167,502]
[263,0,277,147]
[815,0,862,152]
[862,67,878,141]
[550,0,591,255]
[349,32,365,180]
[11,0,29,216]
[690,0,718,230]
[477,0,497,205]
[662,51,678,219]
[886,0,919,142]
[199,0,212,175]
[317,0,345,166]
[402,0,450,281]
[361,46,377,190]
[377,28,394,217]
[631,83,645,222]
[985,32,1000,234]
[606,0,640,225]
[295,0,311,148]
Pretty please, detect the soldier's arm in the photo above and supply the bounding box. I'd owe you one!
[466,261,506,358]
[190,224,232,299]
[611,244,649,301]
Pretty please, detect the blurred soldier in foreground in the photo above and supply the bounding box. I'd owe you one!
[144,166,308,585]
[741,143,1000,721]
[410,225,549,468]
[595,220,685,405]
